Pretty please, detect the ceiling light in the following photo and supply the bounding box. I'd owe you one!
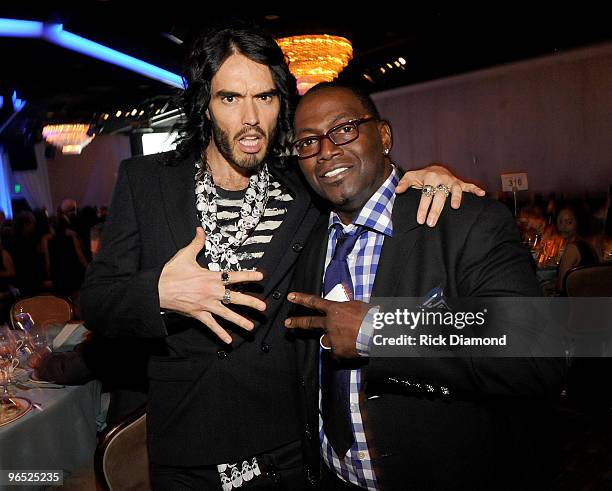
[161,32,184,45]
[42,124,95,155]
[0,18,183,88]
[276,34,353,95]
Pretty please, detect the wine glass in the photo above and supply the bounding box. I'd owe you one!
[13,313,51,368]
[14,312,35,334]
[27,325,51,360]
[0,328,20,402]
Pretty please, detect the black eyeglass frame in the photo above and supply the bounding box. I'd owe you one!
[292,116,377,159]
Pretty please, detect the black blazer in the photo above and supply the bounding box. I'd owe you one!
[292,189,564,490]
[80,151,322,466]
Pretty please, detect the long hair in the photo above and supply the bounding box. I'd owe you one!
[173,20,297,162]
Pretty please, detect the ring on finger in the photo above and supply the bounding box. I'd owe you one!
[221,271,230,286]
[421,184,436,197]
[436,184,451,197]
[222,288,232,305]
[320,334,332,351]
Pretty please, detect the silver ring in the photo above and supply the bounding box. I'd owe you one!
[221,271,230,286]
[320,334,332,351]
[222,289,232,305]
[436,184,451,197]
[421,184,436,197]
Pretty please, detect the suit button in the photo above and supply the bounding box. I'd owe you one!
[306,466,318,486]
[217,349,228,359]
[299,376,306,387]
[292,243,303,253]
[272,290,282,300]
[267,468,280,484]
[261,343,271,353]
[304,424,313,440]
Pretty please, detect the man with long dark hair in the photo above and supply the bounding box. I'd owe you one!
[81,20,482,489]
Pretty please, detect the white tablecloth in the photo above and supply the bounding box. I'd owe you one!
[0,378,102,490]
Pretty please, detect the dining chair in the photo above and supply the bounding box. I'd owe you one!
[562,263,612,408]
[563,263,612,297]
[94,405,150,491]
[10,295,74,329]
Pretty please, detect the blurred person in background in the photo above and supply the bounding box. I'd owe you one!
[0,237,16,323]
[77,205,100,261]
[57,198,78,228]
[97,205,108,222]
[556,206,578,243]
[89,223,104,258]
[556,206,599,292]
[46,212,88,303]
[8,211,48,296]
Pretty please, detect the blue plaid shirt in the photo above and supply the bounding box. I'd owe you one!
[320,167,399,490]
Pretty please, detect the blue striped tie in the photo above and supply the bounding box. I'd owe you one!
[321,225,365,457]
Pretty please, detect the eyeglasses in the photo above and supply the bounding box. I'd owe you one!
[292,116,376,159]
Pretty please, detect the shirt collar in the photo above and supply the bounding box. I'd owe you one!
[328,165,399,237]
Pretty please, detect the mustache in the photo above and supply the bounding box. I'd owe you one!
[234,126,266,140]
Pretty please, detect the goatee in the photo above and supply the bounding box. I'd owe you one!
[211,123,275,170]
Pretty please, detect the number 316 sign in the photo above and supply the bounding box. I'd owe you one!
[501,172,529,192]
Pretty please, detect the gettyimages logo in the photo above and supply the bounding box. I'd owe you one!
[369,296,612,357]
[371,287,488,331]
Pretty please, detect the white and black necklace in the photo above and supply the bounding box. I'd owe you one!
[195,160,270,271]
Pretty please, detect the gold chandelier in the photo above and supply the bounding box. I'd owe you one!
[42,124,95,155]
[276,35,353,95]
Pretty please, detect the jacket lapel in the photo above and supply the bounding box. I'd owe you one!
[253,165,318,297]
[297,214,329,297]
[158,153,201,262]
[371,191,424,297]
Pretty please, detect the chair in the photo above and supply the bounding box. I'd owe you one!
[563,263,612,297]
[10,295,74,329]
[94,405,151,491]
[562,263,612,406]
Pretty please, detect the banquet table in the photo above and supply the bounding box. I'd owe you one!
[0,374,102,490]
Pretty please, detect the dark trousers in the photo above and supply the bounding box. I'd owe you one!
[150,440,307,490]
[320,462,365,490]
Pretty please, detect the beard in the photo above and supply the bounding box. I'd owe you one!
[211,122,276,170]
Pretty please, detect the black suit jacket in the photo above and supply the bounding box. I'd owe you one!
[292,189,564,490]
[80,151,323,467]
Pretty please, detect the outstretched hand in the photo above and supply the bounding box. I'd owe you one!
[158,227,267,344]
[285,292,370,358]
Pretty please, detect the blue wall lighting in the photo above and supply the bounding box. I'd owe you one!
[0,18,184,89]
